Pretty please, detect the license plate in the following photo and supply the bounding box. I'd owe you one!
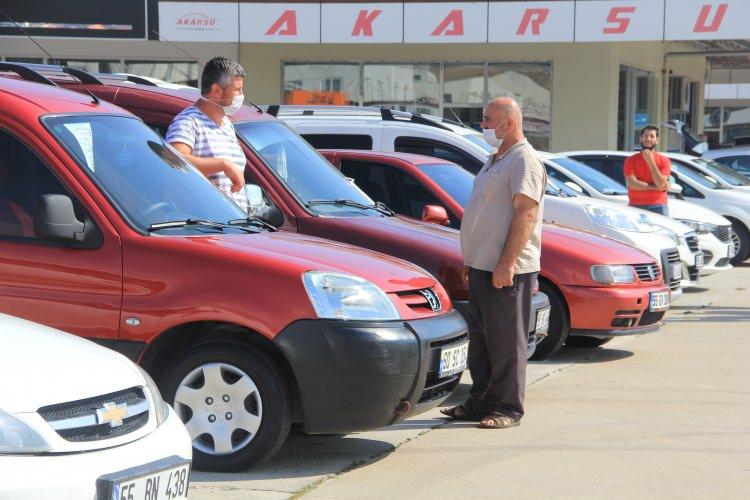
[439,342,468,378]
[670,262,682,280]
[535,307,551,335]
[695,253,704,268]
[649,291,670,312]
[100,459,190,500]
[728,244,735,259]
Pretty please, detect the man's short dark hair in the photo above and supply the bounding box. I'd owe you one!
[201,57,246,95]
[640,125,660,137]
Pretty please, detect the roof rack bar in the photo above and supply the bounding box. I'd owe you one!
[0,62,58,87]
[64,67,103,85]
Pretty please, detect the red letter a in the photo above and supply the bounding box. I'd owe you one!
[431,10,464,36]
[266,10,297,36]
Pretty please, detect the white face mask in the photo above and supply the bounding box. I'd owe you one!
[209,94,244,115]
[482,121,508,149]
[221,94,244,115]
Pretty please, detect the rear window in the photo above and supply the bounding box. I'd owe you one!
[302,134,373,150]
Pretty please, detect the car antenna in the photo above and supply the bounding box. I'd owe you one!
[151,29,264,114]
[447,107,466,128]
[0,7,100,105]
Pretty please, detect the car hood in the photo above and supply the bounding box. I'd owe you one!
[184,229,438,293]
[542,224,654,265]
[0,314,144,413]
[667,198,730,225]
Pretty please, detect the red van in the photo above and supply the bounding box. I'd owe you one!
[320,150,672,359]
[27,64,552,355]
[0,75,469,471]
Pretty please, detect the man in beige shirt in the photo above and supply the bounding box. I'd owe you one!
[442,97,546,429]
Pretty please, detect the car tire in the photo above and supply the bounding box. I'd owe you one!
[160,344,292,472]
[530,282,568,360]
[565,336,612,348]
[730,220,750,265]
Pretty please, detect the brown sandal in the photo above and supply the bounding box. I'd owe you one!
[440,404,481,422]
[478,412,519,429]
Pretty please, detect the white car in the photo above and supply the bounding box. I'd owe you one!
[672,155,750,193]
[270,105,492,174]
[560,151,741,267]
[0,314,192,500]
[702,147,750,177]
[544,177,684,298]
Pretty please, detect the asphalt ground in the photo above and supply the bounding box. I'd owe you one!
[190,265,750,499]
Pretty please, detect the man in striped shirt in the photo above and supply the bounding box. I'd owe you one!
[167,57,248,211]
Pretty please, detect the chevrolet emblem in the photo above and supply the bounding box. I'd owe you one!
[96,402,129,427]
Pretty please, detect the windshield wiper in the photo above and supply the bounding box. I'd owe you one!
[148,218,260,234]
[306,199,394,216]
[227,216,277,231]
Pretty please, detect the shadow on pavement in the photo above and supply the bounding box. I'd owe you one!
[664,306,750,323]
[191,434,395,482]
[533,347,634,364]
[684,287,711,293]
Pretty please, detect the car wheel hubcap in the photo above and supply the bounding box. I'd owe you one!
[174,362,262,455]
[732,232,741,257]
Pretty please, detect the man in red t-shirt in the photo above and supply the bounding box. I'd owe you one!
[623,125,671,216]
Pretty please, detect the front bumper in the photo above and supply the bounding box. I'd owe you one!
[677,243,701,288]
[274,310,468,434]
[697,233,733,276]
[561,283,670,338]
[0,407,192,500]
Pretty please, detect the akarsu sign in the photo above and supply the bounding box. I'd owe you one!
[158,1,750,44]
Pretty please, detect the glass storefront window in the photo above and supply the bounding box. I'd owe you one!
[488,63,552,151]
[364,64,440,115]
[59,59,121,74]
[124,61,198,87]
[283,64,359,105]
[443,64,485,129]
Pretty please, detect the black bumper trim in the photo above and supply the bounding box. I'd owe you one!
[568,323,662,339]
[274,311,468,434]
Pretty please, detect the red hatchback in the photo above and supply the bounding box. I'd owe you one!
[0,75,469,471]
[321,150,672,359]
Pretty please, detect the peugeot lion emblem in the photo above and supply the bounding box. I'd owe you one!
[420,289,442,312]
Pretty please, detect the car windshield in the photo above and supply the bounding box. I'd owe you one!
[463,133,494,153]
[234,121,378,216]
[417,163,474,207]
[44,115,248,232]
[552,157,628,195]
[695,158,750,186]
[672,164,722,189]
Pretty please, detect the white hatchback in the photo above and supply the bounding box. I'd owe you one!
[0,313,192,500]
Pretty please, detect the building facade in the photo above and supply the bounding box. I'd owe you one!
[1,0,748,152]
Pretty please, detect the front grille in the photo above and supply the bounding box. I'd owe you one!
[633,263,661,282]
[396,288,441,313]
[661,249,682,291]
[686,235,700,253]
[712,225,732,243]
[639,310,666,326]
[703,250,713,262]
[38,387,149,442]
[687,266,700,282]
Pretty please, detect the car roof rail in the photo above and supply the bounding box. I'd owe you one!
[268,104,453,131]
[90,72,159,87]
[0,62,105,86]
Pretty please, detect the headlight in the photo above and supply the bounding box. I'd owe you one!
[583,205,655,232]
[303,271,400,321]
[138,367,170,426]
[0,410,50,455]
[675,219,717,235]
[655,226,681,246]
[590,265,636,284]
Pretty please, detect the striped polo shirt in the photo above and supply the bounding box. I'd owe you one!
[166,105,248,212]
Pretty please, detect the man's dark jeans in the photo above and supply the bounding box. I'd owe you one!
[631,203,669,217]
[464,268,536,421]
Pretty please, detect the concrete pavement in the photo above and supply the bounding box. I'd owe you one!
[190,266,750,499]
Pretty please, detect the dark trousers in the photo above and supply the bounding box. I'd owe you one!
[631,203,669,217]
[465,268,535,421]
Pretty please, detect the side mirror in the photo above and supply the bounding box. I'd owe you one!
[244,184,264,210]
[422,205,450,226]
[263,206,285,228]
[564,181,584,194]
[33,194,85,243]
[667,176,683,195]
